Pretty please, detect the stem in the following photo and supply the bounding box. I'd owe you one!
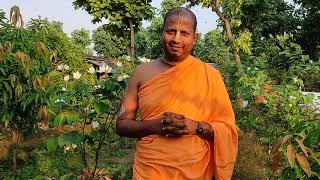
[129,19,135,62]
[81,122,88,168]
[91,104,122,177]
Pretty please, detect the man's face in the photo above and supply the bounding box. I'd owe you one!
[162,14,198,61]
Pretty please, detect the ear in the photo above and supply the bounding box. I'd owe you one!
[194,32,199,40]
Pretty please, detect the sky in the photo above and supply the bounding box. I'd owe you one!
[0,0,219,36]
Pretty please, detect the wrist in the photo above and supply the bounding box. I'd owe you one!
[195,122,204,135]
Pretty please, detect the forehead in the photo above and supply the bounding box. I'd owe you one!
[164,15,194,30]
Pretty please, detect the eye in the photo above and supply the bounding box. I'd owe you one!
[181,31,190,37]
[166,29,175,34]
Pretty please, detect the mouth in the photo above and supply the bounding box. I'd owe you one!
[170,45,182,51]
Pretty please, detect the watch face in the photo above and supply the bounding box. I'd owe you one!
[197,123,204,134]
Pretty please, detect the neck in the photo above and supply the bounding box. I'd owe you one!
[163,54,189,66]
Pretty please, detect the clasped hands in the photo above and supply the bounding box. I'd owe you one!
[160,112,198,137]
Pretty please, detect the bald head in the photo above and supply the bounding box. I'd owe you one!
[163,7,197,32]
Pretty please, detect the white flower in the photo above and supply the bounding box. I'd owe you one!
[62,87,66,91]
[57,64,63,71]
[63,75,70,81]
[105,65,112,73]
[123,55,131,61]
[116,62,123,67]
[63,64,70,71]
[310,60,313,64]
[54,98,65,104]
[117,74,129,81]
[64,146,71,153]
[92,121,99,129]
[98,65,106,73]
[73,71,82,79]
[139,57,151,63]
[98,65,112,73]
[87,66,95,74]
[254,67,258,70]
[293,77,298,83]
[243,100,249,108]
[71,143,77,149]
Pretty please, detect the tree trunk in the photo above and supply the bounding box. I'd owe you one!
[212,6,241,66]
[211,2,243,108]
[129,19,135,62]
[12,129,23,172]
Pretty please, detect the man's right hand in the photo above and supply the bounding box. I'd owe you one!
[159,112,188,137]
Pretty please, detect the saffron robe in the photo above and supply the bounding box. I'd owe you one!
[134,55,238,180]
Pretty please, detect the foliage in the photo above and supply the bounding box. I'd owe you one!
[73,0,155,60]
[71,28,91,48]
[135,17,163,59]
[71,28,93,56]
[26,17,88,69]
[26,16,63,32]
[44,55,140,178]
[92,25,127,58]
[294,0,320,59]
[198,29,230,65]
[0,10,56,132]
[238,0,297,43]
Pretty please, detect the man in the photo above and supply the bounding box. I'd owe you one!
[116,7,238,180]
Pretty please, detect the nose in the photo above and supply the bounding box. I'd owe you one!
[173,31,181,43]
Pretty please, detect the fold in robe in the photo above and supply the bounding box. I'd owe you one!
[134,55,238,180]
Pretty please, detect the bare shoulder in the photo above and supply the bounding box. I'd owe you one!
[130,59,163,87]
[133,59,161,75]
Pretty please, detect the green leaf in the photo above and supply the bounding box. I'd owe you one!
[89,130,100,141]
[59,174,77,180]
[47,137,58,152]
[94,101,108,114]
[54,113,65,126]
[65,112,81,124]
[58,133,85,147]
[3,81,12,98]
[0,67,6,76]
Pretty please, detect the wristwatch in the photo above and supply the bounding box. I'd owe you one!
[196,122,204,135]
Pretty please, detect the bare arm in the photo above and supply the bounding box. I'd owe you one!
[116,67,163,138]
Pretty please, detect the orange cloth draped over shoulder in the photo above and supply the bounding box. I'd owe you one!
[134,55,238,180]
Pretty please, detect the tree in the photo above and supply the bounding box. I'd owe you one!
[135,17,163,59]
[92,26,127,58]
[26,16,63,32]
[294,0,320,59]
[238,0,297,43]
[71,28,91,48]
[71,28,93,56]
[73,0,154,61]
[201,29,230,65]
[185,0,246,66]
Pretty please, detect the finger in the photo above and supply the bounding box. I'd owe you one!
[169,122,186,129]
[173,114,185,119]
[163,112,184,119]
[162,116,182,124]
[163,112,174,116]
[172,129,188,135]
[162,126,180,132]
[165,133,182,137]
